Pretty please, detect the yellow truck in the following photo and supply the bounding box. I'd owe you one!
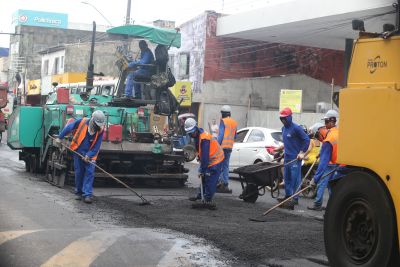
[324,4,400,267]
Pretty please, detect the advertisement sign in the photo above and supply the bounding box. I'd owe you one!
[27,79,41,95]
[279,89,302,113]
[12,10,68,29]
[170,81,192,107]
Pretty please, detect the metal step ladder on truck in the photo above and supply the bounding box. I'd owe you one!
[324,2,400,267]
[6,23,189,187]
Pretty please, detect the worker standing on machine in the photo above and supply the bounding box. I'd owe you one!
[56,110,106,204]
[308,110,339,211]
[276,107,310,209]
[185,118,224,210]
[217,105,238,194]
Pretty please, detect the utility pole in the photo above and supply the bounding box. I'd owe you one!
[86,21,96,96]
[125,0,132,25]
[331,78,335,109]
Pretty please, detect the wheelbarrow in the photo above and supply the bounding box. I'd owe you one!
[233,161,284,203]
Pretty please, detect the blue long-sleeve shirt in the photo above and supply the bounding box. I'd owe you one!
[217,119,237,149]
[313,142,333,183]
[59,118,103,160]
[128,48,154,73]
[281,116,310,162]
[195,128,210,174]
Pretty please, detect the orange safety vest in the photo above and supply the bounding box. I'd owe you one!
[198,132,224,167]
[323,127,338,164]
[69,118,103,160]
[221,117,238,149]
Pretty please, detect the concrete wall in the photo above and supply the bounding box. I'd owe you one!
[196,74,340,112]
[10,25,97,80]
[247,110,326,130]
[200,104,327,132]
[64,39,146,78]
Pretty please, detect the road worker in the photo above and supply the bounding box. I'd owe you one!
[276,107,310,209]
[124,40,155,99]
[185,118,224,210]
[56,110,105,204]
[308,110,339,211]
[216,105,238,194]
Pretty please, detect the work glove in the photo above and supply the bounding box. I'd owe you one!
[83,155,91,163]
[297,152,305,160]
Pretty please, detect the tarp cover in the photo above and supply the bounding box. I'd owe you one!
[107,25,181,48]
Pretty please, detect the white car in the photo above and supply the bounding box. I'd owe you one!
[229,127,283,172]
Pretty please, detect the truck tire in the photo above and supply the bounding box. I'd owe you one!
[324,171,398,267]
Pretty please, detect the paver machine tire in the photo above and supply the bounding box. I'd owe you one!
[324,171,400,267]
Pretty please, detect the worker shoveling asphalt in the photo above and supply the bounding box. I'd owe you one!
[48,134,151,206]
[249,165,338,222]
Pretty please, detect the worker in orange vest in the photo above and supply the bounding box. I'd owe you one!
[185,118,224,210]
[308,110,339,211]
[56,110,105,204]
[216,105,238,194]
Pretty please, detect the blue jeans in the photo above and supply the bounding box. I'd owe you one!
[314,164,337,206]
[219,149,231,186]
[73,154,95,197]
[125,69,149,98]
[197,162,222,201]
[284,159,302,201]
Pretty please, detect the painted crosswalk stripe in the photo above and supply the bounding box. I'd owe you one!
[0,230,40,246]
[40,230,126,267]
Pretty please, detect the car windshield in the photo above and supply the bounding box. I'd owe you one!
[271,132,282,142]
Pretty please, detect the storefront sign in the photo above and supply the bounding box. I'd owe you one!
[12,10,68,29]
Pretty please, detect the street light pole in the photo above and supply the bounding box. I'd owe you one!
[81,1,113,27]
[125,0,132,25]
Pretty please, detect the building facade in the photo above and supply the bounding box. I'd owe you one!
[169,11,344,129]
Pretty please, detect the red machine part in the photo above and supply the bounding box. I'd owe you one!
[57,88,70,104]
[103,124,123,142]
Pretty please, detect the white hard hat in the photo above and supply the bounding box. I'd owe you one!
[92,110,106,127]
[221,105,231,113]
[309,122,325,135]
[323,109,339,120]
[184,118,197,133]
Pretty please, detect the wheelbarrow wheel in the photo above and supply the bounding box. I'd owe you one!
[242,184,259,203]
[270,177,280,198]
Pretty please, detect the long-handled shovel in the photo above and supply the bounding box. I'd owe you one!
[48,135,151,205]
[249,163,337,222]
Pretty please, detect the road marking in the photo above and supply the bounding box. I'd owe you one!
[40,230,125,267]
[0,230,40,246]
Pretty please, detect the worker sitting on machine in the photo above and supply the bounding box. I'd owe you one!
[56,110,105,204]
[124,40,155,99]
[185,118,224,210]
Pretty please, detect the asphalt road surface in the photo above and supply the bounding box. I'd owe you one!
[0,138,330,267]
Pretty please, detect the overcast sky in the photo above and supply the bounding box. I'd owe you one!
[0,0,291,48]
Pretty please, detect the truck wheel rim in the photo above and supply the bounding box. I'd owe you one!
[342,199,377,263]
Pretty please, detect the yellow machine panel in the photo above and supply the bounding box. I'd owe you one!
[338,35,400,249]
[347,36,400,89]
